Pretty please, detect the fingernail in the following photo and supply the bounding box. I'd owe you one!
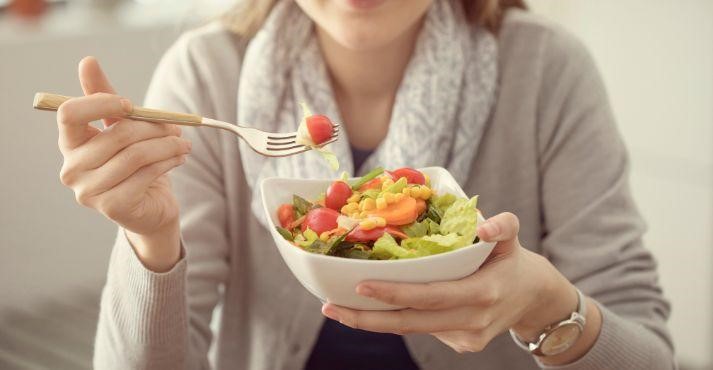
[482,221,498,237]
[120,98,133,114]
[357,285,374,297]
[322,305,340,321]
[185,140,192,151]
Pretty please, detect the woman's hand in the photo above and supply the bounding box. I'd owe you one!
[322,212,602,365]
[56,57,191,272]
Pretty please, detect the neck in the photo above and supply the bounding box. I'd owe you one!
[316,22,423,100]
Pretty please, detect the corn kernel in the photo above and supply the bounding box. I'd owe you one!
[319,232,330,241]
[347,192,361,203]
[341,204,352,214]
[383,192,396,204]
[394,193,405,202]
[376,197,388,210]
[359,211,368,218]
[402,187,411,197]
[409,186,421,199]
[374,217,387,227]
[350,212,360,219]
[362,198,376,210]
[359,219,377,230]
[381,178,395,190]
[348,201,359,210]
[420,187,432,200]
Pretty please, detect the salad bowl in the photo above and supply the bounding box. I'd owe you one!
[260,167,496,310]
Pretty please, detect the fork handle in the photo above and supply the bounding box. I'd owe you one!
[33,92,203,126]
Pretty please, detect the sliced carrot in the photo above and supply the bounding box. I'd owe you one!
[415,199,427,215]
[367,196,419,225]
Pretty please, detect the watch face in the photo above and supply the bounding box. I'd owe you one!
[540,323,582,356]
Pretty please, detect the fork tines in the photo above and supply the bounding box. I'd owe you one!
[266,123,340,155]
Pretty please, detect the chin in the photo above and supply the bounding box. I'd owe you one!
[328,22,396,51]
[297,0,432,51]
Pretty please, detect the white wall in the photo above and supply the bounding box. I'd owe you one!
[0,3,181,313]
[530,1,713,368]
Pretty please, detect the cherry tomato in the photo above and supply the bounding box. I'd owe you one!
[345,226,384,242]
[277,204,295,228]
[391,167,426,185]
[345,226,409,242]
[385,226,409,240]
[302,207,340,234]
[325,181,352,210]
[306,115,334,145]
[359,178,382,191]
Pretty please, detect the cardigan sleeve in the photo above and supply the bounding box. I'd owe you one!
[93,27,233,370]
[533,25,675,370]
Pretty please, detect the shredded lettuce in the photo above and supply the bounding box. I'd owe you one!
[383,177,407,194]
[439,196,479,246]
[295,228,319,248]
[315,146,339,171]
[401,233,463,255]
[373,233,419,260]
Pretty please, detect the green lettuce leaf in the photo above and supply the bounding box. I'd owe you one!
[295,228,318,248]
[373,233,419,260]
[293,195,313,217]
[276,226,293,241]
[383,177,407,193]
[403,220,429,238]
[439,195,479,246]
[401,233,463,255]
[315,146,339,171]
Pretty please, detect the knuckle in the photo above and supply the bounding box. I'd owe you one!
[170,136,186,154]
[98,198,122,220]
[113,120,139,147]
[74,189,93,207]
[119,145,148,167]
[476,286,499,306]
[59,164,76,186]
[56,101,76,125]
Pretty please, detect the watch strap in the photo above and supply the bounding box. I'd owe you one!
[509,288,586,355]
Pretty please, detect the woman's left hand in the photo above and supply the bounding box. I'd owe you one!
[321,212,581,354]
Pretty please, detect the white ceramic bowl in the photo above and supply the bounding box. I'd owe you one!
[260,167,496,310]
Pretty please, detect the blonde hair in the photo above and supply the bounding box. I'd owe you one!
[223,0,527,37]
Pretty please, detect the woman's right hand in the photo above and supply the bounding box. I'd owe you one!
[56,57,191,272]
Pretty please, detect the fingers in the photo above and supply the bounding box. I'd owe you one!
[356,280,473,310]
[71,135,191,197]
[57,93,132,150]
[69,119,182,170]
[103,155,186,209]
[322,304,490,335]
[79,56,119,126]
[477,212,520,243]
[357,276,500,311]
[79,56,116,95]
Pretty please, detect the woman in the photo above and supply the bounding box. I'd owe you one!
[53,0,674,369]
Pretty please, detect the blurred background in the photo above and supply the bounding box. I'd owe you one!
[0,0,710,369]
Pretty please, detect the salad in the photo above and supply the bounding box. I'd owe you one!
[295,103,340,170]
[274,167,481,260]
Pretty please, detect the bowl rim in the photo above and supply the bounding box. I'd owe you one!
[260,166,494,265]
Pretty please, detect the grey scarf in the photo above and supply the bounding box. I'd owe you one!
[237,0,498,225]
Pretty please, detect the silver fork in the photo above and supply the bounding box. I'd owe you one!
[33,92,339,157]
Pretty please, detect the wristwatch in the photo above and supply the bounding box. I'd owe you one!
[509,288,587,357]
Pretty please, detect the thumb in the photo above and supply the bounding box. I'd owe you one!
[78,56,119,126]
[477,212,520,257]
